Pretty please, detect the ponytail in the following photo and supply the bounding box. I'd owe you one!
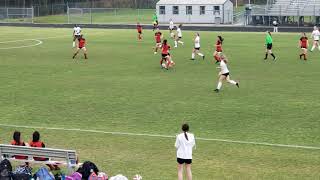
[184,131,189,141]
[181,123,190,141]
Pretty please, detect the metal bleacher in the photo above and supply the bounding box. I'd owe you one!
[251,0,320,16]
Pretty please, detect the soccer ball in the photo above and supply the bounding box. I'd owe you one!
[161,63,167,68]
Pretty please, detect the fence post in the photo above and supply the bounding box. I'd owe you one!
[6,8,8,22]
[67,6,70,24]
[90,8,92,24]
[32,6,34,23]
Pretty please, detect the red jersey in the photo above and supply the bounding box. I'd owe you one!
[137,25,142,32]
[11,140,28,160]
[300,37,308,48]
[162,44,170,54]
[29,141,47,161]
[216,40,222,52]
[155,32,162,43]
[78,38,86,48]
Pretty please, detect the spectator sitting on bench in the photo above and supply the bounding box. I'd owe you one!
[10,131,28,160]
[29,131,60,171]
[29,131,48,161]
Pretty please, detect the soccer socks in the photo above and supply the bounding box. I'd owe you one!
[271,53,276,59]
[178,41,184,45]
[72,41,75,48]
[197,53,204,57]
[191,53,195,59]
[84,53,88,59]
[228,80,237,85]
[264,53,268,59]
[311,45,315,51]
[174,41,178,47]
[217,82,222,90]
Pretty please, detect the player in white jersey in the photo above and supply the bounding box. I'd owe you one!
[214,55,239,93]
[191,33,205,60]
[73,25,82,48]
[174,24,184,48]
[169,19,175,38]
[311,26,320,52]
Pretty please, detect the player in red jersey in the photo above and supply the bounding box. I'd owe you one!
[137,22,143,40]
[299,32,309,60]
[213,36,224,64]
[73,35,88,59]
[160,39,172,69]
[154,30,163,54]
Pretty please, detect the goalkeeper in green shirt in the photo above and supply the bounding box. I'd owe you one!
[152,12,159,31]
[264,31,277,60]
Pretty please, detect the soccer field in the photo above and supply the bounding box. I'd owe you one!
[0,27,320,179]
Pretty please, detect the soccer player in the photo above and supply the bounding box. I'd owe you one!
[174,24,184,48]
[73,25,81,48]
[137,22,143,40]
[72,35,88,59]
[152,12,159,31]
[214,54,239,93]
[264,31,277,61]
[191,33,205,60]
[299,32,309,60]
[273,19,278,33]
[160,39,171,69]
[213,36,224,63]
[310,26,320,52]
[154,30,163,54]
[169,19,175,38]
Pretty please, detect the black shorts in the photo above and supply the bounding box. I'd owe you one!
[194,47,200,50]
[177,158,192,164]
[301,46,307,49]
[169,28,174,31]
[162,53,168,58]
[314,40,319,42]
[138,31,142,34]
[222,72,230,77]
[266,43,272,50]
[75,35,81,38]
[178,36,182,39]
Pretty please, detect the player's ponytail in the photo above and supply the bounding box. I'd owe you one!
[163,39,167,45]
[182,123,189,141]
[218,36,224,44]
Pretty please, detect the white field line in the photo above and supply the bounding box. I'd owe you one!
[0,123,319,150]
[0,39,43,50]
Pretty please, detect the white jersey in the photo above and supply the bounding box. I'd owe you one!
[73,27,81,36]
[312,30,320,41]
[220,60,229,74]
[175,132,195,159]
[177,28,182,37]
[169,21,174,29]
[194,36,200,48]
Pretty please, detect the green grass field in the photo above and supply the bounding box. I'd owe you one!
[0,27,320,179]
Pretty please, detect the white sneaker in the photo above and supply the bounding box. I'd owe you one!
[154,52,157,55]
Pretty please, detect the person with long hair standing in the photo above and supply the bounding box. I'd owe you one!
[299,32,309,60]
[264,31,277,61]
[175,123,195,180]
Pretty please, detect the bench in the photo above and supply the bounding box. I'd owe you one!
[0,144,79,171]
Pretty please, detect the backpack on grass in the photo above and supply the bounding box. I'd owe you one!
[0,159,12,180]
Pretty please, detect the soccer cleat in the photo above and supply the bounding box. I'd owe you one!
[273,57,277,61]
[214,89,219,93]
[190,58,195,60]
[154,52,157,55]
[203,55,205,60]
[299,54,302,60]
[236,83,239,88]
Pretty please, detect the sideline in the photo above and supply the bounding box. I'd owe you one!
[0,123,319,150]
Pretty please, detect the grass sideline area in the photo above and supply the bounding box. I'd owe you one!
[0,27,320,179]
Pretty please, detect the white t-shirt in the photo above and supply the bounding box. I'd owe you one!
[74,27,81,36]
[177,28,182,37]
[175,132,195,159]
[169,21,174,29]
[220,60,229,74]
[194,36,200,48]
[312,30,320,41]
